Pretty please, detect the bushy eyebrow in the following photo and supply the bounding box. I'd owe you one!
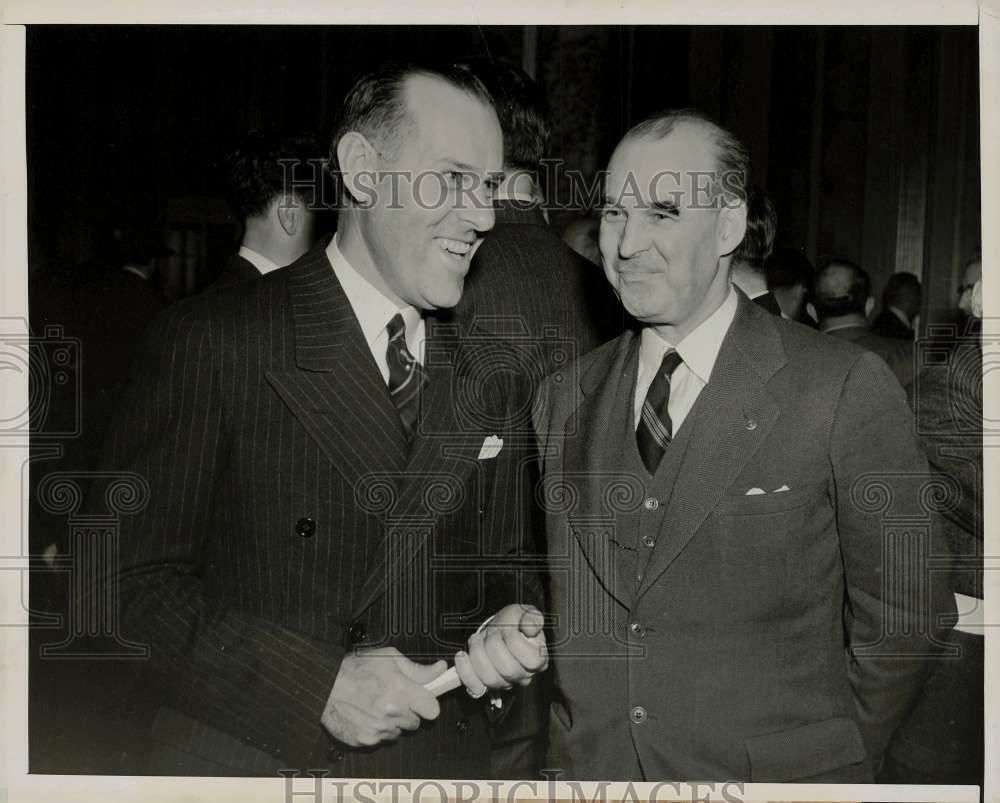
[439,161,505,184]
[441,160,478,172]
[601,194,621,207]
[650,198,680,214]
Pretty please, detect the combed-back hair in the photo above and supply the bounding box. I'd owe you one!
[330,60,494,172]
[624,108,751,206]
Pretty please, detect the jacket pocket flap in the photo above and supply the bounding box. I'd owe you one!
[745,716,867,782]
[715,481,827,516]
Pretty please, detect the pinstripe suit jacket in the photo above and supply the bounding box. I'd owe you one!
[101,241,540,777]
[452,201,625,377]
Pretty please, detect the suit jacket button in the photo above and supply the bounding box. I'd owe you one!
[630,705,647,724]
[327,747,344,762]
[295,517,316,538]
[347,621,366,644]
[629,622,646,639]
[455,718,470,734]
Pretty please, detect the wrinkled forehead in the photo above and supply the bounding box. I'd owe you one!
[604,126,720,207]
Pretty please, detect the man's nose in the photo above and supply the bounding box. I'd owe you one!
[617,217,647,259]
[459,195,496,234]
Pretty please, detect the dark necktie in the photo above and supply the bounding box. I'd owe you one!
[636,349,684,474]
[385,313,427,440]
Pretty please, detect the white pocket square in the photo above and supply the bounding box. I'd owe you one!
[478,435,503,460]
[772,484,790,493]
[744,487,766,496]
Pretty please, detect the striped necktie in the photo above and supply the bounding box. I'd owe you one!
[636,349,684,474]
[385,313,427,440]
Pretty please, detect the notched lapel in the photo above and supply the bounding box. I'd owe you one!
[636,296,786,601]
[560,334,641,610]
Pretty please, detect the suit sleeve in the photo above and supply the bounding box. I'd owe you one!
[92,307,344,762]
[830,350,956,760]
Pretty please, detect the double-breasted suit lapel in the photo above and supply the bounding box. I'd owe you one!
[265,249,490,621]
[350,320,489,620]
[265,247,409,489]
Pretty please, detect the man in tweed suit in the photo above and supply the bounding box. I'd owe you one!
[98,62,547,778]
[534,110,954,782]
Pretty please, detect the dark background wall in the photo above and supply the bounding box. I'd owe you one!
[27,24,980,324]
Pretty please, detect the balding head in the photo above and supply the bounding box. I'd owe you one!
[623,108,751,208]
[814,258,871,320]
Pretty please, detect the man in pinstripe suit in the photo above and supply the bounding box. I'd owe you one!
[99,62,547,778]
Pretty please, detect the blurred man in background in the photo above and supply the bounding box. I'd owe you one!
[873,271,921,341]
[765,244,817,327]
[814,257,914,387]
[881,276,983,787]
[215,130,325,287]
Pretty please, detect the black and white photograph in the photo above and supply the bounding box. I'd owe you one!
[1,3,996,802]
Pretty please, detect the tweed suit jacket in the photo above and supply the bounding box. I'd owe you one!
[99,241,540,777]
[533,290,955,782]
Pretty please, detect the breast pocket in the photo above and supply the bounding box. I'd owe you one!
[711,481,829,614]
[714,480,828,518]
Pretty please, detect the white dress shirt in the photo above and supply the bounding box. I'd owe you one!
[633,285,738,433]
[888,305,913,330]
[325,235,425,386]
[237,245,281,276]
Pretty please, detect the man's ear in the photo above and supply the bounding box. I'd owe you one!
[276,194,300,236]
[865,295,875,318]
[717,198,748,258]
[336,132,379,208]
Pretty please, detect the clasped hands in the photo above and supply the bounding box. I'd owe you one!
[321,604,548,747]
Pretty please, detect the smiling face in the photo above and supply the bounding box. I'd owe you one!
[599,123,746,342]
[339,73,503,311]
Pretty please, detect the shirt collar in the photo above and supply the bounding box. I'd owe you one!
[888,305,912,328]
[325,234,421,351]
[639,284,738,385]
[237,245,281,275]
[819,317,869,334]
